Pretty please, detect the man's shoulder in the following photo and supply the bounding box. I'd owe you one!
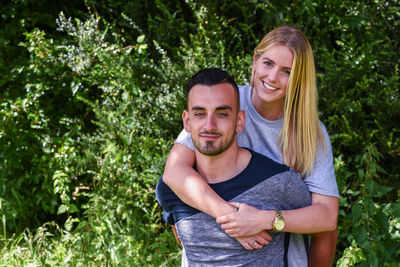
[246,148,290,174]
[156,177,200,224]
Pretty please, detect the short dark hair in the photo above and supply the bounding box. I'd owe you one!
[185,68,240,109]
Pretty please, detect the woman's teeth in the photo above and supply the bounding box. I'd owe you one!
[263,81,278,91]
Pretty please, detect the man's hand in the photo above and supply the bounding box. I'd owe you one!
[175,222,272,251]
[235,231,272,250]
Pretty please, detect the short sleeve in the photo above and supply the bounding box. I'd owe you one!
[303,123,339,198]
[175,128,195,151]
[282,169,311,209]
[156,176,176,225]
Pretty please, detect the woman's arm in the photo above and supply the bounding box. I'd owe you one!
[216,192,338,265]
[281,193,338,233]
[162,143,236,217]
[216,193,338,236]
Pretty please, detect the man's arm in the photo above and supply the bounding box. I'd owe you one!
[309,228,338,267]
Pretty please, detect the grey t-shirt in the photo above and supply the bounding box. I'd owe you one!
[176,84,339,266]
[157,149,311,266]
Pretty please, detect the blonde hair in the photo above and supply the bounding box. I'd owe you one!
[251,25,325,177]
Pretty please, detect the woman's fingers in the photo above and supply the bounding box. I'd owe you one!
[216,213,232,224]
[216,202,244,224]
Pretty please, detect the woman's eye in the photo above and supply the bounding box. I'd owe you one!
[264,61,272,66]
[283,70,291,75]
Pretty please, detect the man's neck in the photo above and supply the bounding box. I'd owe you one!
[195,143,251,184]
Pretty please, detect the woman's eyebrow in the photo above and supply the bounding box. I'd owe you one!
[263,56,292,70]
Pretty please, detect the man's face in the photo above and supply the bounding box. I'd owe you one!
[182,83,244,156]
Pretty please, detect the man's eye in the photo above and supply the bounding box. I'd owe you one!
[218,113,228,117]
[194,113,205,116]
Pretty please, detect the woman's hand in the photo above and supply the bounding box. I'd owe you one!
[235,231,272,250]
[216,202,275,238]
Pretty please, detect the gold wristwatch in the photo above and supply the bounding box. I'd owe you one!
[272,210,285,232]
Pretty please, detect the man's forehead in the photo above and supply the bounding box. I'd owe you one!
[188,83,237,108]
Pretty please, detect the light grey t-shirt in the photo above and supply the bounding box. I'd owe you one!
[176,84,339,266]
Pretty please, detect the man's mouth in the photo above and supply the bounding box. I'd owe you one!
[199,132,222,139]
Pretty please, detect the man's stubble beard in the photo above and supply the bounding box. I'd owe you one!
[194,130,236,156]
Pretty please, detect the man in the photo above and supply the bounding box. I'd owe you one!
[156,68,311,266]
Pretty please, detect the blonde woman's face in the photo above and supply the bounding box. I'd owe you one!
[251,45,294,113]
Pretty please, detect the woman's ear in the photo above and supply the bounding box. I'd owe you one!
[252,53,258,66]
[182,110,191,133]
[236,110,246,134]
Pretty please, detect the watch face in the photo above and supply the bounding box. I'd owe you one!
[275,220,285,231]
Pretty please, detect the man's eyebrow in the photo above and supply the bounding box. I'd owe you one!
[216,106,232,111]
[191,106,205,111]
[191,105,232,111]
[263,56,292,70]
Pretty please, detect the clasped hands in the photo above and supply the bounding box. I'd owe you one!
[216,202,275,250]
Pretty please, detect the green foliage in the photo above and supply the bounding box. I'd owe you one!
[0,0,399,266]
[336,240,366,267]
[313,2,400,265]
[2,4,252,264]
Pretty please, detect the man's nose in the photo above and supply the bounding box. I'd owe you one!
[204,115,217,131]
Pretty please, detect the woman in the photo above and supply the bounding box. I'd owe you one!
[163,26,339,266]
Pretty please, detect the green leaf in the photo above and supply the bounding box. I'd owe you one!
[383,203,400,217]
[375,210,389,233]
[352,203,362,223]
[57,204,68,215]
[69,204,79,213]
[374,182,393,198]
[137,35,145,43]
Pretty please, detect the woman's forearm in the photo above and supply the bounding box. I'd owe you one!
[280,193,338,233]
[256,193,338,234]
[162,143,236,218]
[218,193,338,236]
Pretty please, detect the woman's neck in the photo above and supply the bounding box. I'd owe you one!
[251,90,284,121]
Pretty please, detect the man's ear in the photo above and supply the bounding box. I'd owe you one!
[182,110,191,133]
[236,110,246,134]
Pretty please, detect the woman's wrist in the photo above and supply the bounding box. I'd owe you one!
[260,210,275,231]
